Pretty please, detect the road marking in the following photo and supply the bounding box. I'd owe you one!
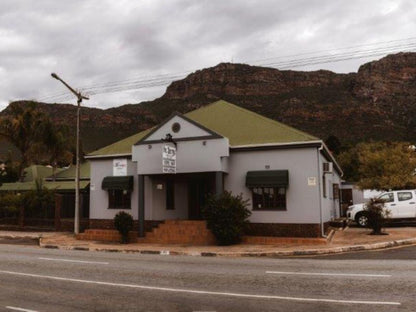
[265,271,391,278]
[6,306,39,312]
[0,270,400,306]
[38,257,109,265]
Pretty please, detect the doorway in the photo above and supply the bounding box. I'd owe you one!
[188,173,215,220]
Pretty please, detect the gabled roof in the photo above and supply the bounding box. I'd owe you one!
[22,165,55,182]
[0,180,90,192]
[45,161,90,181]
[186,100,317,146]
[87,100,318,158]
[88,128,153,157]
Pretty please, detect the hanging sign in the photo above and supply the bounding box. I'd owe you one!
[162,145,176,174]
[113,158,127,176]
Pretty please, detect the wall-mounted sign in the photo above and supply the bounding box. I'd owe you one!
[113,158,127,176]
[162,145,176,174]
[308,177,317,186]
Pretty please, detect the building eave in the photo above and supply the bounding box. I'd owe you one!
[85,153,132,160]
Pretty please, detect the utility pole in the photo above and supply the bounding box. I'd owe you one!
[51,73,89,235]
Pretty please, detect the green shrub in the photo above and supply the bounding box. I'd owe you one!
[114,211,134,243]
[202,191,251,246]
[0,192,22,217]
[364,197,391,235]
[22,180,55,218]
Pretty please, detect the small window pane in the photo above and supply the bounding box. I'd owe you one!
[252,187,286,210]
[108,190,131,209]
[398,192,412,201]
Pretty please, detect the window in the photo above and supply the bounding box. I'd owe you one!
[108,189,131,209]
[322,175,327,198]
[252,187,286,210]
[398,192,413,201]
[378,193,394,203]
[166,179,175,210]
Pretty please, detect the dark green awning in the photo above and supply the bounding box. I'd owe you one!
[102,176,133,190]
[246,170,289,188]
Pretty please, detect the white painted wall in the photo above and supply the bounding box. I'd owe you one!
[145,115,212,140]
[319,153,342,222]
[148,177,188,220]
[225,147,322,224]
[133,138,229,175]
[89,159,139,220]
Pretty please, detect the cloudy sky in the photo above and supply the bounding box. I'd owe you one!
[1,0,415,111]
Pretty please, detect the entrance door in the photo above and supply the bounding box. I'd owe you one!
[188,176,214,220]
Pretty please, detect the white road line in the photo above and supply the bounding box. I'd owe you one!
[0,270,400,306]
[266,271,391,278]
[6,306,39,312]
[38,257,109,265]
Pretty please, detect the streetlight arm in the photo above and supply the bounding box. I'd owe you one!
[51,73,89,100]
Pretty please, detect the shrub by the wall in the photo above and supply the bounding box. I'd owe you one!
[114,211,134,243]
[202,191,251,245]
[365,197,391,235]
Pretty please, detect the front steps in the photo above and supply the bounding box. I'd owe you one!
[77,229,138,243]
[138,220,216,245]
[76,220,216,245]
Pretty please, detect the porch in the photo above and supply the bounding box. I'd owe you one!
[137,171,225,237]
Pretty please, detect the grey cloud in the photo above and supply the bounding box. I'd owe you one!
[0,0,415,111]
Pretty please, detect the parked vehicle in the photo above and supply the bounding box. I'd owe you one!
[347,190,416,227]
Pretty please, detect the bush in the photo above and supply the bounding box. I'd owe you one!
[364,197,391,235]
[202,191,251,245]
[22,180,55,218]
[114,211,134,243]
[0,192,22,217]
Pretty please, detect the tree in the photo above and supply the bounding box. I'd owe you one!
[0,103,46,181]
[351,141,416,190]
[42,121,73,181]
[0,152,19,184]
[325,135,342,155]
[0,102,73,181]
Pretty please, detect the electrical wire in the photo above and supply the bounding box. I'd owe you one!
[37,37,416,102]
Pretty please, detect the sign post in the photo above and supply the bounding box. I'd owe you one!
[162,145,176,173]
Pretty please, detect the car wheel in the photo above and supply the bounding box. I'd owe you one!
[355,213,369,227]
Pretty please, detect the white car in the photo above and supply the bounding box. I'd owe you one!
[347,190,416,227]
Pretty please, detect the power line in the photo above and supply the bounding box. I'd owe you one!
[38,37,416,102]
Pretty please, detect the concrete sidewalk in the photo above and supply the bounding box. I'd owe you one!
[18,226,415,257]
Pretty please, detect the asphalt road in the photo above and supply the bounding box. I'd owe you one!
[0,244,415,312]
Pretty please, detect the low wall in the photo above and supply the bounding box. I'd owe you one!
[245,223,322,238]
[88,219,162,233]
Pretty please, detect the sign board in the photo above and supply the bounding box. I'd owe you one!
[162,145,176,174]
[113,158,127,176]
[308,177,317,186]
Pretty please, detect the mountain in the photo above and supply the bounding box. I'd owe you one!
[1,52,416,159]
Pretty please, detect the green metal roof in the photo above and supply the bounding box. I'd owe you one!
[22,165,55,182]
[88,128,153,157]
[48,161,91,180]
[87,100,318,157]
[0,180,89,192]
[185,100,317,146]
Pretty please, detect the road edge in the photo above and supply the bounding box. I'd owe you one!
[38,236,416,257]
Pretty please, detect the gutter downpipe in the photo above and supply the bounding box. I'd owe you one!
[317,143,327,238]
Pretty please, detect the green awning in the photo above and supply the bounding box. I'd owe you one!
[102,176,133,190]
[246,170,289,188]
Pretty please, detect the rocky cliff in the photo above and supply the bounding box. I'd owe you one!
[1,52,415,158]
